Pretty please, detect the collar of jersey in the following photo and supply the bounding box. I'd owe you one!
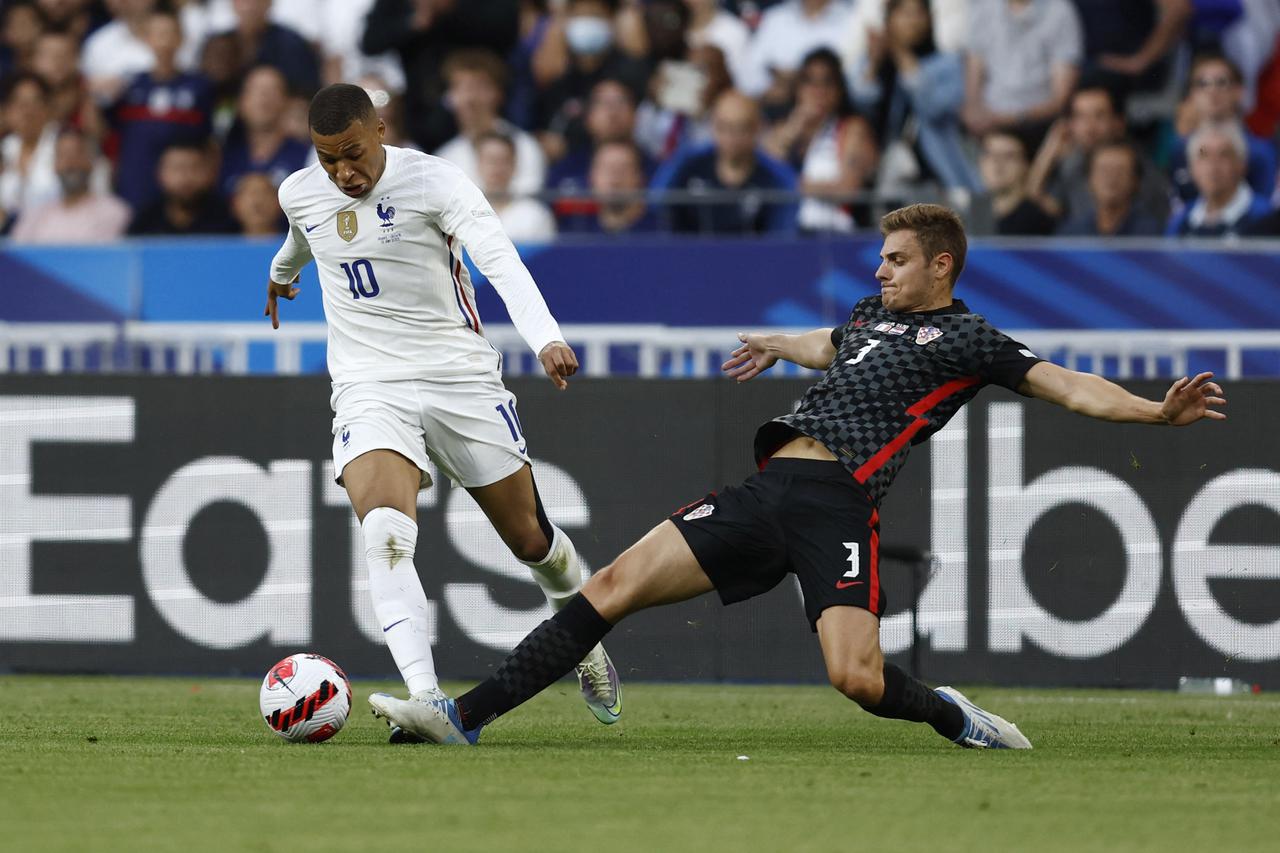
[876,297,970,317]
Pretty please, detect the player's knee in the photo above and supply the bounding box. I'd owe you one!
[828,666,884,708]
[583,560,642,618]
[508,527,551,563]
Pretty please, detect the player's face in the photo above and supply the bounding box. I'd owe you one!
[876,230,951,313]
[312,117,387,199]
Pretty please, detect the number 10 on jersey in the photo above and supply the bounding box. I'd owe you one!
[341,259,380,299]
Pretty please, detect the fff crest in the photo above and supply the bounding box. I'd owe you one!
[336,211,358,242]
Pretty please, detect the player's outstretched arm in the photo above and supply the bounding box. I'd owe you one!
[1019,362,1226,425]
[263,277,300,330]
[722,329,836,382]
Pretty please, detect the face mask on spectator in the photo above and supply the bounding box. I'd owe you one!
[566,16,613,55]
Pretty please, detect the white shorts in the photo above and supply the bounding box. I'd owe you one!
[330,376,532,490]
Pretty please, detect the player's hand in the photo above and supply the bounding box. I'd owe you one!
[722,333,777,383]
[264,278,300,330]
[539,341,578,390]
[1161,372,1226,425]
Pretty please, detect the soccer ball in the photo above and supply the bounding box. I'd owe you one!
[259,653,353,743]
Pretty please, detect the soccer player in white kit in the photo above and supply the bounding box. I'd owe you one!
[264,84,621,742]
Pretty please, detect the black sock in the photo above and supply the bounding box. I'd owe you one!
[866,663,965,741]
[456,594,613,730]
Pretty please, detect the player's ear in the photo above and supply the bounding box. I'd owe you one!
[934,251,953,284]
[376,118,386,141]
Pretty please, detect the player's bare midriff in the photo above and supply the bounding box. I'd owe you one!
[771,435,838,461]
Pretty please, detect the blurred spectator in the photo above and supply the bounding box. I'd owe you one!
[1170,53,1276,205]
[80,0,158,105]
[475,131,557,242]
[765,48,877,233]
[1167,122,1271,237]
[636,42,734,161]
[685,0,750,87]
[1247,30,1280,139]
[1057,140,1162,236]
[0,72,59,229]
[356,74,412,148]
[506,1,554,130]
[434,49,546,196]
[562,140,659,234]
[963,0,1083,146]
[1028,82,1170,223]
[1073,0,1191,94]
[213,0,319,96]
[195,0,325,47]
[1220,0,1280,112]
[851,0,980,195]
[534,0,652,159]
[199,31,243,139]
[219,65,310,196]
[112,9,214,211]
[978,130,1058,235]
[1,1,46,78]
[547,77,648,196]
[36,0,94,41]
[740,0,853,102]
[229,171,285,236]
[128,140,236,235]
[841,0,968,78]
[363,0,520,154]
[31,28,102,134]
[660,90,798,235]
[317,0,406,92]
[11,128,131,243]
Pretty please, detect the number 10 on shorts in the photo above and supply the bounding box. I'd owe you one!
[495,399,525,450]
[843,542,860,578]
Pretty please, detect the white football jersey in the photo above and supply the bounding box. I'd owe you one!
[270,145,563,384]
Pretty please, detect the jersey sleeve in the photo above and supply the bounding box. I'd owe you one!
[269,181,313,285]
[432,168,563,357]
[976,323,1044,394]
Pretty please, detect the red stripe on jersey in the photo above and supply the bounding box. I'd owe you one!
[456,260,482,332]
[116,105,207,126]
[445,235,481,333]
[853,375,979,484]
[868,508,880,613]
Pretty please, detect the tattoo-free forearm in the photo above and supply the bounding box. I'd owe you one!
[1061,372,1166,424]
[763,329,836,370]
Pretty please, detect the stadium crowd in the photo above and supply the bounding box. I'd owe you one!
[2,0,1280,243]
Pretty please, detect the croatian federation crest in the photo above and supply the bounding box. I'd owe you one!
[915,326,943,345]
[336,211,358,242]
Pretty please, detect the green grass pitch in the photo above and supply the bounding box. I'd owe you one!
[2,676,1277,852]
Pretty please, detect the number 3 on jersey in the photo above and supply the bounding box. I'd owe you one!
[341,259,380,299]
[846,339,880,365]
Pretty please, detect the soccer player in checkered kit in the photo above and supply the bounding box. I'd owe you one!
[264,84,621,742]
[403,203,1228,748]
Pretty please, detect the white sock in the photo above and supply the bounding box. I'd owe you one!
[361,507,438,696]
[521,524,585,612]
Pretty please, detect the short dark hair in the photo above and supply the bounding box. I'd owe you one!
[1190,52,1244,87]
[1072,76,1126,118]
[442,48,508,92]
[1086,138,1142,182]
[2,71,52,104]
[161,139,208,159]
[880,203,968,287]
[594,139,645,172]
[474,130,516,156]
[309,84,377,135]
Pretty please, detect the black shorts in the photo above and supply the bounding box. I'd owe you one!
[669,458,884,630]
